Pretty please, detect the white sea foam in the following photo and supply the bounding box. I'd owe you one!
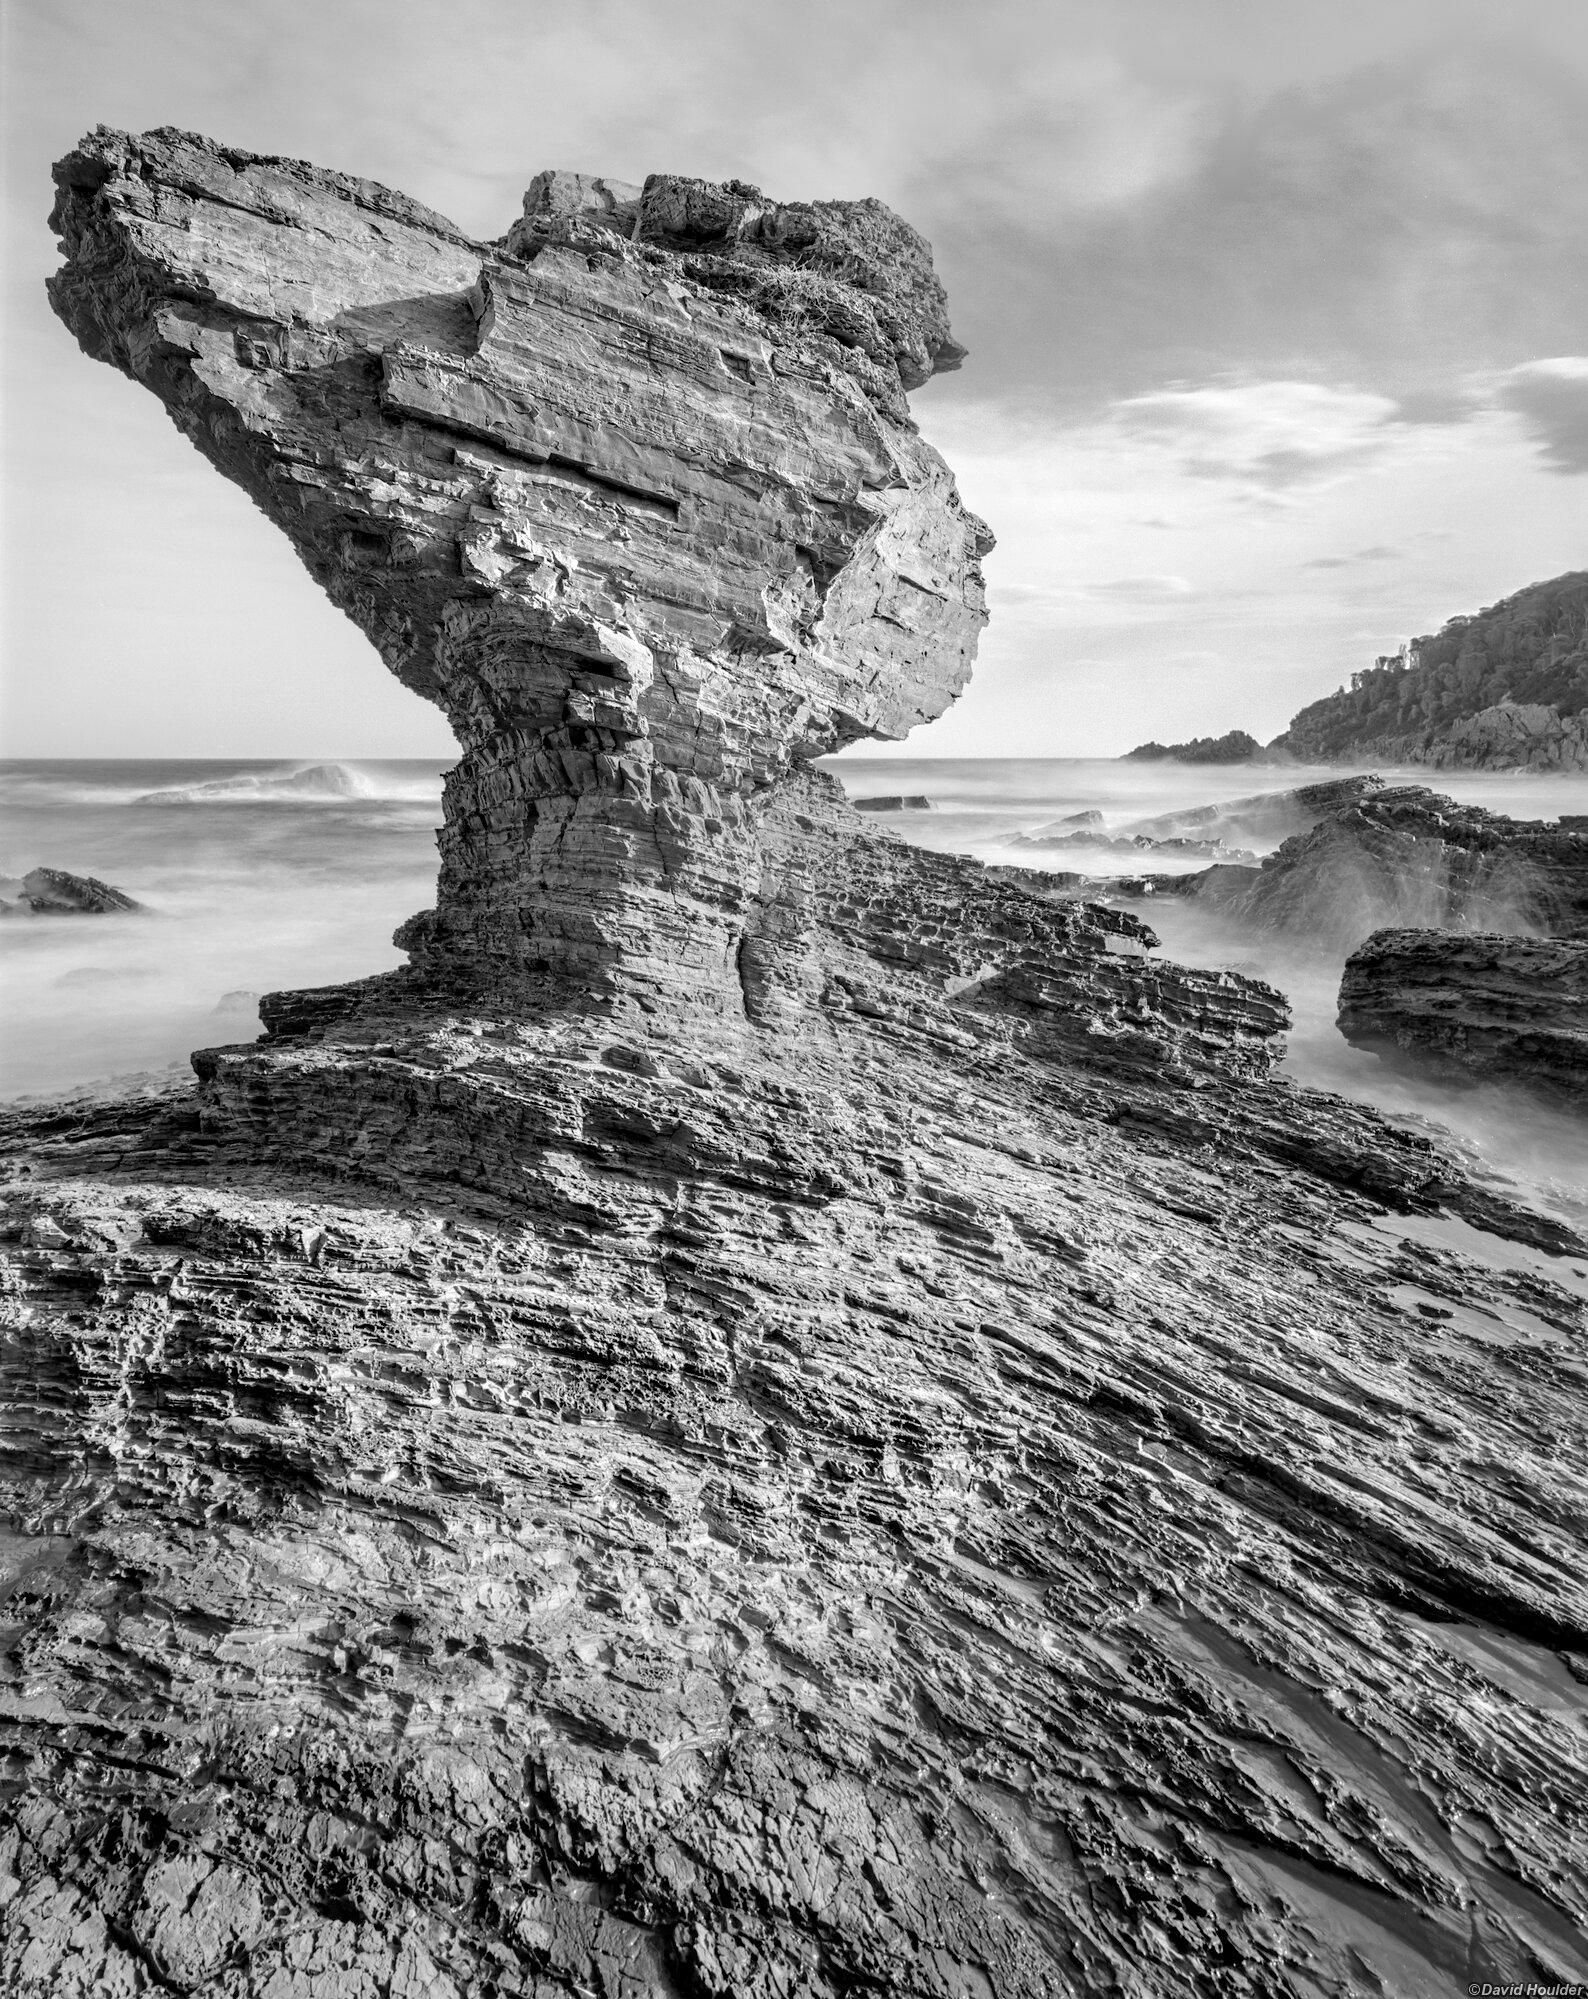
[136,760,378,804]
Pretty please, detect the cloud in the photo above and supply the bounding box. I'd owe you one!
[1105,381,1404,491]
[1494,357,1588,473]
[996,575,1195,615]
[1303,543,1405,567]
[916,42,1588,411]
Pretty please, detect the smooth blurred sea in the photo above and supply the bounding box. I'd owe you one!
[0,758,446,1100]
[3,753,1585,1227]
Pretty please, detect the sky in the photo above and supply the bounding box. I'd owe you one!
[1,0,1585,759]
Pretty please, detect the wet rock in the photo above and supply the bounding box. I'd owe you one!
[1120,774,1384,850]
[1228,788,1588,951]
[1109,787,1588,954]
[0,867,142,915]
[850,794,934,812]
[1009,829,1257,864]
[1339,928,1588,1102]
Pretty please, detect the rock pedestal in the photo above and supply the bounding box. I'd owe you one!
[49,129,988,1015]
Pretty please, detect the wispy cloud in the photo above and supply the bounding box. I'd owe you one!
[1303,544,1406,568]
[1105,381,1405,493]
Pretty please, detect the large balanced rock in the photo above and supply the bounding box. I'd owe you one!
[4,127,1586,1999]
[1339,927,1588,1100]
[48,128,987,1013]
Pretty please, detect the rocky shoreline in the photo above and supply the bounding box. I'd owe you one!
[2,127,1585,1998]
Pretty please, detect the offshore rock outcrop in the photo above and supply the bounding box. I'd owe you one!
[1339,928,1588,1102]
[3,127,1587,1999]
[1120,785,1588,955]
[0,868,142,917]
[1118,776,1385,852]
[1122,729,1263,765]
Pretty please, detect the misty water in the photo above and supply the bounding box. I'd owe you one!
[2,754,1585,1232]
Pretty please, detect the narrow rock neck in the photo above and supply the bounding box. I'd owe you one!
[397,731,774,1013]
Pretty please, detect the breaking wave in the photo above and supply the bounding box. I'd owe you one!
[136,761,381,804]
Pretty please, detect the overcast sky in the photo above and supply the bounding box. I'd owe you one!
[2,0,1585,758]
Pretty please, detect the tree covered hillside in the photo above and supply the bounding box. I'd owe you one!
[1277,571,1588,761]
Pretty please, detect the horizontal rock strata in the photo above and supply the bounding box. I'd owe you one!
[1339,927,1588,1102]
[0,868,142,917]
[1105,784,1588,955]
[5,125,1587,1999]
[48,126,989,1016]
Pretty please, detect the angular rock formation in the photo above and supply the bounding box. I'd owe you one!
[1419,699,1588,772]
[4,127,1587,1999]
[0,867,142,916]
[1008,829,1257,864]
[1119,774,1384,851]
[1339,928,1588,1101]
[48,127,988,1016]
[1116,785,1588,955]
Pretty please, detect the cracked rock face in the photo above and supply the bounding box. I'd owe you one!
[1339,927,1588,1102]
[48,128,989,1011]
[1124,784,1588,955]
[7,126,1588,1999]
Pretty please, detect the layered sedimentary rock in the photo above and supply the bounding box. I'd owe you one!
[4,128,1588,1999]
[1122,785,1588,954]
[1340,928,1588,1101]
[1118,776,1384,852]
[48,126,988,1014]
[0,868,142,917]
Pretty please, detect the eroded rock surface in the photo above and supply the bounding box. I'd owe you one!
[48,127,988,1014]
[4,126,1587,1999]
[0,868,142,917]
[1339,928,1588,1102]
[1110,785,1588,955]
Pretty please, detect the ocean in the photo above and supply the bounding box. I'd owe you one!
[3,754,1585,1227]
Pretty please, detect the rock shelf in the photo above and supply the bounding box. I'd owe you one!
[1,127,1584,1999]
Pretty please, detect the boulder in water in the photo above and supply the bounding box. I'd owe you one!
[0,867,142,915]
[1338,928,1588,1101]
[1120,774,1383,849]
[1111,786,1588,954]
[851,793,934,812]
